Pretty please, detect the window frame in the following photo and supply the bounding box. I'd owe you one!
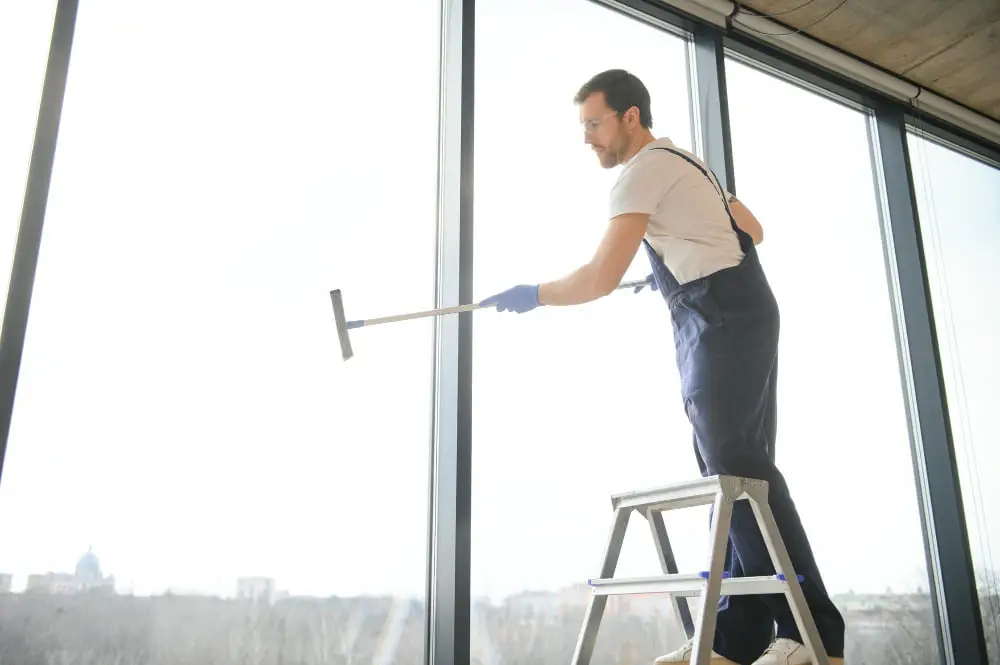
[2,0,996,663]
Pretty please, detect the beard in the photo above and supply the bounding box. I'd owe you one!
[597,148,619,169]
[594,129,629,169]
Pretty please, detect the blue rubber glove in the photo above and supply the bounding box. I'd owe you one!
[480,284,541,313]
[633,273,658,293]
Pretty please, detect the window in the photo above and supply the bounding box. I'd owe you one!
[473,0,701,662]
[908,130,1000,662]
[725,56,939,662]
[0,3,440,664]
[0,1,58,327]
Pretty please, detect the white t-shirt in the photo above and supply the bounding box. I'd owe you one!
[609,137,743,285]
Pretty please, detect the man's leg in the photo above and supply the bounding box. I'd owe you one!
[698,435,776,665]
[687,363,846,661]
[654,440,772,665]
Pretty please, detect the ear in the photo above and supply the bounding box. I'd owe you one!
[625,106,641,128]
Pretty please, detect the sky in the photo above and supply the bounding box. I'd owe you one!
[0,0,996,614]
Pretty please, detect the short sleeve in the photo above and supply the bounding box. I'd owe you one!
[609,152,671,219]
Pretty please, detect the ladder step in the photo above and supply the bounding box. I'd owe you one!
[587,573,801,598]
[611,475,748,512]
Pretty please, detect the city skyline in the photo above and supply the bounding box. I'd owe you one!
[0,542,959,605]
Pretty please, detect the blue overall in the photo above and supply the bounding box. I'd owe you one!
[643,148,845,663]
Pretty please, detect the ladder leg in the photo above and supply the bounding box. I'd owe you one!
[745,489,831,665]
[690,492,734,665]
[646,509,695,639]
[571,506,631,665]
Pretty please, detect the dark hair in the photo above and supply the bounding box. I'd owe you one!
[574,69,653,129]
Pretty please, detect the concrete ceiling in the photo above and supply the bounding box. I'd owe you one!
[735,0,1000,124]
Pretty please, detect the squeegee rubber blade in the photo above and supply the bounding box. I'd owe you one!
[330,289,354,360]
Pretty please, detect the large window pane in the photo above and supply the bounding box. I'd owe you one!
[0,1,58,327]
[725,57,938,663]
[908,131,1000,662]
[0,3,439,664]
[473,0,700,663]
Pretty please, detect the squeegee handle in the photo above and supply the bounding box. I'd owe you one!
[347,303,484,329]
[346,278,650,329]
[617,278,649,291]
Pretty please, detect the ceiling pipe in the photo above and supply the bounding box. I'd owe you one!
[659,0,1000,148]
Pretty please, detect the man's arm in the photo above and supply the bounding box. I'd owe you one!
[480,153,660,314]
[728,194,764,245]
[537,213,649,306]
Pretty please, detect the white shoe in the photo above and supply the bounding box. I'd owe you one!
[750,638,844,665]
[653,638,739,664]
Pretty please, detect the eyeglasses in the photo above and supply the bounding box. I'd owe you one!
[581,111,617,134]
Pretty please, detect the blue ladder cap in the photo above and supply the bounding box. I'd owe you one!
[346,320,364,329]
[698,571,732,579]
[776,573,805,582]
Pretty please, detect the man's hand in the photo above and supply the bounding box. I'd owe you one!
[480,284,541,313]
[728,195,764,245]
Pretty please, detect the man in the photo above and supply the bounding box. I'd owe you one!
[480,69,845,665]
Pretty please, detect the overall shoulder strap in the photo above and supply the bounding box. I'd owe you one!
[650,146,752,253]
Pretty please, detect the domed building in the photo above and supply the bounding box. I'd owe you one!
[75,547,103,585]
[74,547,115,591]
[25,547,115,594]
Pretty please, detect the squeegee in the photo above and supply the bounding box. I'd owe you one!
[331,278,651,361]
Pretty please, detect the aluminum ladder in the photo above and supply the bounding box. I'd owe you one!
[570,475,831,665]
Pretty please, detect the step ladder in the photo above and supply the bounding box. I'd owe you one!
[570,475,831,665]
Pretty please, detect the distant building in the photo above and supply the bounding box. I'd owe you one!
[25,547,115,594]
[26,572,79,594]
[237,577,276,603]
[0,573,12,593]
